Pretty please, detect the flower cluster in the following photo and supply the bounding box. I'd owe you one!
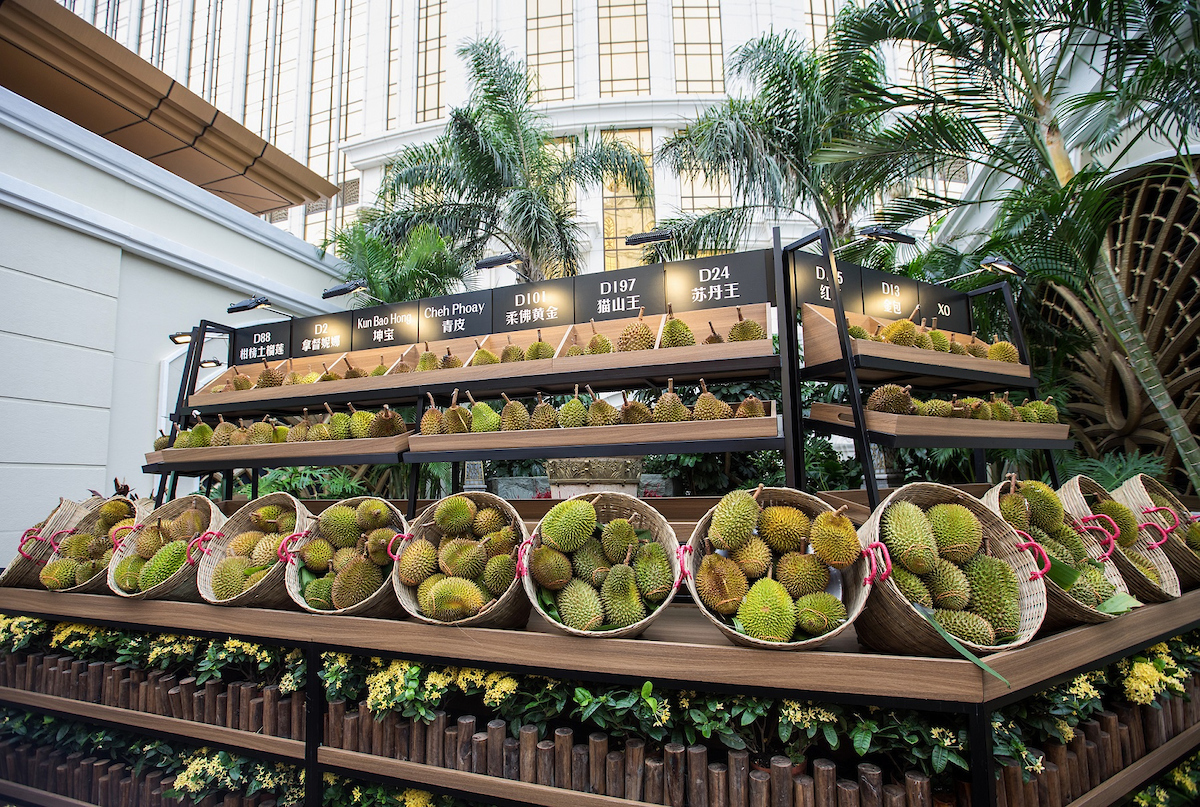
[0,615,47,653]
[1133,748,1200,807]
[145,634,203,670]
[1113,643,1190,705]
[321,773,473,807]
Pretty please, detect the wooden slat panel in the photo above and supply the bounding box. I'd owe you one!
[0,779,92,807]
[1064,721,1200,807]
[145,431,411,468]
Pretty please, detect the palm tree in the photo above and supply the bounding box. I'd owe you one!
[816,0,1200,492]
[369,38,653,282]
[647,31,888,262]
[322,222,473,305]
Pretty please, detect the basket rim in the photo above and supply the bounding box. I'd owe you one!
[45,496,150,594]
[197,491,313,605]
[106,495,225,599]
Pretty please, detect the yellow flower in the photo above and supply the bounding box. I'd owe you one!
[456,667,486,689]
[483,675,518,707]
[1067,674,1101,701]
[1054,719,1075,743]
[402,788,434,807]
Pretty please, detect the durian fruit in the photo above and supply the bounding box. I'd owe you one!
[113,556,146,593]
[530,545,573,590]
[869,325,886,342]
[758,506,810,553]
[617,308,656,352]
[416,573,447,614]
[586,320,613,354]
[282,361,305,385]
[573,539,611,587]
[948,335,968,355]
[846,325,869,340]
[435,495,478,535]
[138,541,188,591]
[693,379,733,420]
[530,393,560,429]
[660,304,695,347]
[445,390,473,433]
[270,511,297,535]
[880,501,938,575]
[600,518,639,564]
[469,339,500,366]
[585,386,621,427]
[74,560,105,586]
[171,505,206,541]
[440,347,463,370]
[299,537,334,574]
[483,525,517,558]
[306,420,332,441]
[736,575,796,642]
[331,555,384,609]
[1082,565,1116,602]
[704,322,724,344]
[396,538,438,586]
[735,395,767,418]
[369,404,405,438]
[923,559,972,611]
[482,553,517,596]
[466,392,501,432]
[526,329,556,361]
[728,306,766,342]
[911,399,929,417]
[1090,500,1138,548]
[427,577,486,621]
[356,498,391,532]
[212,416,237,446]
[420,394,447,435]
[983,600,1022,643]
[965,332,989,359]
[317,362,342,382]
[989,394,1015,422]
[500,336,525,363]
[619,392,653,425]
[634,542,673,603]
[963,555,1020,631]
[557,578,604,631]
[927,319,951,352]
[498,394,530,431]
[809,506,861,569]
[866,384,914,415]
[136,521,168,559]
[273,424,289,442]
[1020,397,1059,424]
[540,498,598,553]
[988,336,1021,363]
[891,566,934,608]
[795,592,847,637]
[228,531,262,557]
[708,486,763,551]
[731,536,773,579]
[246,416,274,445]
[58,532,95,561]
[924,399,954,418]
[926,503,983,564]
[305,576,335,610]
[416,343,440,371]
[99,498,135,526]
[371,356,391,376]
[1017,480,1064,532]
[600,552,646,628]
[914,320,935,351]
[251,533,287,566]
[299,365,321,384]
[558,386,589,428]
[881,308,920,347]
[230,369,253,390]
[652,378,691,423]
[960,397,993,420]
[211,556,253,599]
[565,335,585,357]
[319,504,362,549]
[323,404,351,440]
[331,546,359,573]
[190,419,214,447]
[343,359,369,379]
[286,409,311,442]
[472,507,506,537]
[777,552,829,599]
[347,404,375,439]
[998,476,1030,529]
[934,609,996,646]
[168,426,193,447]
[40,558,80,590]
[695,552,748,615]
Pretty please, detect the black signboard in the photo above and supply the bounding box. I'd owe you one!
[492,276,575,333]
[860,268,920,322]
[417,288,493,342]
[232,322,291,366]
[350,301,420,351]
[291,312,354,358]
[574,264,666,322]
[791,252,864,313]
[664,249,771,313]
[918,283,972,334]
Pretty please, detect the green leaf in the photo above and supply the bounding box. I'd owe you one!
[913,605,1009,686]
[1045,556,1080,590]
[932,745,948,773]
[852,728,872,756]
[823,724,839,748]
[641,681,653,699]
[1096,592,1142,614]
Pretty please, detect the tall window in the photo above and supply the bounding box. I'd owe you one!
[415,0,446,122]
[679,171,730,213]
[805,0,838,52]
[386,0,404,128]
[598,0,649,97]
[602,129,655,271]
[672,0,723,94]
[527,0,574,102]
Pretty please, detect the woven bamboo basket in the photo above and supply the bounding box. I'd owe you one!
[1059,475,1179,603]
[856,483,1047,657]
[395,492,531,628]
[284,497,407,617]
[0,499,91,589]
[45,497,153,594]
[1112,474,1200,589]
[106,496,225,601]
[686,487,876,650]
[197,493,313,608]
[522,491,680,639]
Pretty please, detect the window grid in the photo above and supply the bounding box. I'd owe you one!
[527,0,574,102]
[598,0,650,97]
[415,0,446,123]
[602,129,655,271]
[679,171,731,214]
[672,0,723,94]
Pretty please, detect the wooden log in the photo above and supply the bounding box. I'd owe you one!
[487,720,505,776]
[837,780,859,807]
[1171,696,1185,738]
[443,727,458,771]
[750,770,771,807]
[794,775,816,807]
[326,700,345,748]
[292,690,306,742]
[373,712,389,758]
[1115,705,1144,760]
[342,714,358,753]
[592,733,611,796]
[1066,751,1081,803]
[572,744,589,792]
[1142,703,1166,751]
[709,763,729,807]
[881,785,905,807]
[1022,777,1038,807]
[856,764,881,807]
[225,682,242,731]
[503,737,519,780]
[1069,734,1089,793]
[771,757,794,807]
[1097,712,1120,771]
[1097,731,1113,780]
[646,757,665,805]
[1042,743,1067,804]
[138,680,153,714]
[519,725,538,783]
[410,719,426,764]
[626,737,645,801]
[215,691,228,727]
[456,716,475,771]
[536,739,555,786]
[665,742,686,807]
[380,713,397,758]
[168,687,184,721]
[813,759,837,807]
[554,727,572,789]
[117,677,131,711]
[607,751,625,799]
[427,711,446,767]
[395,719,410,761]
[1119,725,1132,770]
[905,772,931,807]
[471,732,488,774]
[1085,740,1100,790]
[249,698,263,734]
[1041,763,1062,807]
[1079,721,1101,773]
[239,683,253,731]
[87,662,105,703]
[729,749,750,807]
[179,678,197,722]
[1161,695,1174,738]
[689,746,710,807]
[202,681,219,724]
[359,702,373,755]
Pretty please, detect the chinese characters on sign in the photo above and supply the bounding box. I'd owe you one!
[232,323,291,365]
[492,277,574,333]
[290,313,354,358]
[663,250,770,313]
[860,268,920,322]
[791,252,865,313]
[574,264,666,322]
[350,301,420,351]
[417,289,492,342]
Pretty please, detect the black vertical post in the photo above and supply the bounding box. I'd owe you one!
[973,449,988,485]
[773,228,801,489]
[303,644,322,807]
[223,470,233,502]
[967,703,996,807]
[204,475,214,499]
[406,395,426,520]
[154,475,169,508]
[167,473,180,502]
[251,468,260,499]
[451,462,463,493]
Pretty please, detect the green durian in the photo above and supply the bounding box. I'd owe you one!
[397,538,439,586]
[810,506,861,569]
[540,499,597,553]
[776,552,829,599]
[708,486,762,551]
[880,501,938,575]
[558,386,589,428]
[927,503,983,564]
[556,579,604,631]
[758,506,810,553]
[736,577,796,642]
[525,329,556,361]
[600,559,646,628]
[728,307,766,341]
[434,495,477,534]
[331,555,384,609]
[617,308,655,352]
[694,553,748,616]
[794,592,847,637]
[660,305,695,347]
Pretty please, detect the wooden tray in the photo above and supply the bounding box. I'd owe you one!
[145,432,412,467]
[801,304,1032,382]
[408,402,779,451]
[809,403,1069,440]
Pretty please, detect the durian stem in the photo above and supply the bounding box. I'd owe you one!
[324,403,334,417]
[751,483,764,501]
[832,505,848,517]
[699,378,709,394]
[502,393,512,404]
[466,391,477,405]
[589,319,598,336]
[709,322,718,336]
[667,303,674,318]
[450,389,459,407]
[907,305,920,322]
[637,307,645,322]
[427,393,437,408]
[736,306,745,322]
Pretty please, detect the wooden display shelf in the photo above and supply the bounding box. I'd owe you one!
[807,403,1073,449]
[0,686,306,761]
[0,779,92,807]
[142,432,413,473]
[1066,721,1200,807]
[319,747,635,807]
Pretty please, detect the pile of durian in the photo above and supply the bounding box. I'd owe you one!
[40,499,136,591]
[1146,491,1200,556]
[694,487,855,643]
[418,380,766,435]
[527,498,675,633]
[207,502,299,601]
[212,357,398,393]
[111,503,210,594]
[395,495,519,622]
[156,403,406,449]
[287,498,397,611]
[864,384,1060,423]
[557,305,764,355]
[878,497,1020,646]
[848,310,1021,363]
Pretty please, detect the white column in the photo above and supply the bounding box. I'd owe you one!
[361,0,392,136]
[126,0,145,54]
[573,0,599,101]
[230,0,254,123]
[289,0,318,238]
[646,0,673,96]
[175,0,196,85]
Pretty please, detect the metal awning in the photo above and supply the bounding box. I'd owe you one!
[0,0,338,214]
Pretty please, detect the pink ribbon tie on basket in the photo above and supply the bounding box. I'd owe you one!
[46,530,73,553]
[277,531,308,565]
[673,544,694,591]
[186,531,223,565]
[515,538,535,577]
[863,541,892,585]
[110,523,141,552]
[17,529,47,564]
[1014,531,1050,581]
[1141,522,1170,549]
[1142,506,1180,534]
[387,533,414,561]
[1079,514,1118,561]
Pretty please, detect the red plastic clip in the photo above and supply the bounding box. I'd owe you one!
[1142,506,1180,533]
[276,531,308,565]
[1014,531,1050,580]
[387,533,414,561]
[1141,522,1170,550]
[47,530,73,553]
[673,544,694,591]
[186,531,222,565]
[863,541,892,585]
[515,538,535,577]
